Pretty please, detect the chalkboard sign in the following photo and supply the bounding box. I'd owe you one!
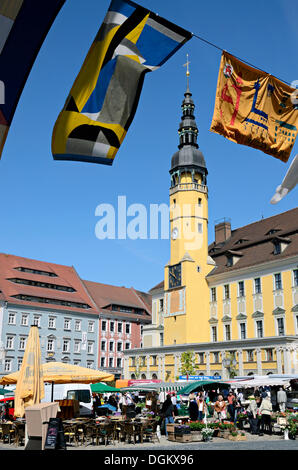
[44,418,66,450]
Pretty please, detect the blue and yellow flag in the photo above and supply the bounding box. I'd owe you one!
[210,51,298,163]
[52,0,192,166]
[0,0,65,158]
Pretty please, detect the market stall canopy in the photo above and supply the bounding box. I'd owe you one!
[91,383,120,393]
[0,388,14,395]
[229,377,291,388]
[0,362,114,385]
[179,380,231,395]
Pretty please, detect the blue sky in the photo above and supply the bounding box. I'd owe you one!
[1,0,297,293]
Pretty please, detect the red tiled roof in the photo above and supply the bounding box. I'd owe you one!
[0,253,99,314]
[208,207,298,276]
[83,280,151,317]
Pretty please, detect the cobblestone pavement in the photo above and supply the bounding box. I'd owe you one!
[0,431,296,451]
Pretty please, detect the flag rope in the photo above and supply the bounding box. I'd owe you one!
[191,33,292,86]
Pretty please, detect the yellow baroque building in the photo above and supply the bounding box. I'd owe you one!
[123,83,298,382]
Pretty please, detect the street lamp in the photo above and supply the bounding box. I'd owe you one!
[222,355,237,378]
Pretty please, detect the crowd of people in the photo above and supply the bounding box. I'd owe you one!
[91,385,290,437]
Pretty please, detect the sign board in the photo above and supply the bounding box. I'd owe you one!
[44,418,66,450]
[128,379,162,385]
[179,375,222,381]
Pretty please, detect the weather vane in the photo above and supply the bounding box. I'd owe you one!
[183,53,190,89]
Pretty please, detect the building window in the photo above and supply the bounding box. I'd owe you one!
[117,322,122,334]
[212,326,217,342]
[160,333,164,346]
[152,355,157,366]
[19,337,26,350]
[225,324,231,341]
[64,318,71,330]
[21,314,28,326]
[18,358,23,370]
[87,361,94,369]
[159,299,164,312]
[198,223,203,233]
[74,360,80,366]
[47,338,55,352]
[48,317,56,329]
[4,359,11,372]
[274,273,282,290]
[109,341,114,352]
[101,341,106,351]
[33,316,41,327]
[293,269,298,287]
[102,320,107,331]
[74,340,81,353]
[224,284,230,300]
[8,312,16,325]
[117,358,122,368]
[247,350,254,362]
[213,352,219,363]
[266,349,273,361]
[211,287,217,302]
[277,317,285,336]
[109,358,114,368]
[273,241,281,255]
[125,342,130,350]
[75,320,81,332]
[125,323,130,334]
[240,322,246,339]
[199,353,204,364]
[256,320,263,338]
[198,198,202,206]
[254,278,262,294]
[117,342,122,352]
[110,322,115,333]
[6,336,14,349]
[87,342,94,354]
[238,281,245,297]
[63,339,70,353]
[100,357,105,368]
[88,321,94,333]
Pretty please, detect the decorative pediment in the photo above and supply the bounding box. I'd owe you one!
[180,252,195,262]
[208,317,218,324]
[236,313,247,321]
[292,305,298,313]
[221,315,232,323]
[252,311,264,319]
[272,307,285,316]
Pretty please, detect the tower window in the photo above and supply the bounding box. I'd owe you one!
[198,198,202,206]
[198,223,202,233]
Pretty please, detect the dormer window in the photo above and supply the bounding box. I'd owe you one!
[273,241,281,255]
[266,229,281,236]
[271,236,291,255]
[225,250,243,267]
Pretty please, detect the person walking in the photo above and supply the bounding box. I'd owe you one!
[259,392,273,435]
[277,387,287,412]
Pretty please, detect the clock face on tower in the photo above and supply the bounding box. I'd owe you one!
[168,263,182,288]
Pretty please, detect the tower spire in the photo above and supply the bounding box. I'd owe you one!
[183,53,190,93]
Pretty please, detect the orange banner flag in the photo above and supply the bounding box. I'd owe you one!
[210,51,298,162]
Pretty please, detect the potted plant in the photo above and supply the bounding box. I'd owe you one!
[201,427,214,442]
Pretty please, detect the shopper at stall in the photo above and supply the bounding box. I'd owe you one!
[189,392,199,421]
[247,395,259,435]
[277,387,287,412]
[161,394,175,436]
[214,394,227,421]
[259,392,273,435]
[227,391,236,423]
[197,394,207,421]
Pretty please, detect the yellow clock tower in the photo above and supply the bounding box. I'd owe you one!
[164,67,215,346]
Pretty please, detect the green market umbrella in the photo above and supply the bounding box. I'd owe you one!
[179,380,230,395]
[91,383,121,393]
[0,388,14,396]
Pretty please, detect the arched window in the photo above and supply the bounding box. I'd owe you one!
[247,372,254,376]
[131,374,136,380]
[152,373,158,379]
[141,374,146,380]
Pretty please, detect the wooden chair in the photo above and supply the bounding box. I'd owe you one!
[97,422,115,446]
[1,423,15,444]
[133,422,144,444]
[63,423,78,446]
[13,422,25,447]
[142,419,159,443]
[84,423,98,446]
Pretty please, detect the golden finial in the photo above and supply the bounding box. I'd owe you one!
[183,54,190,91]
